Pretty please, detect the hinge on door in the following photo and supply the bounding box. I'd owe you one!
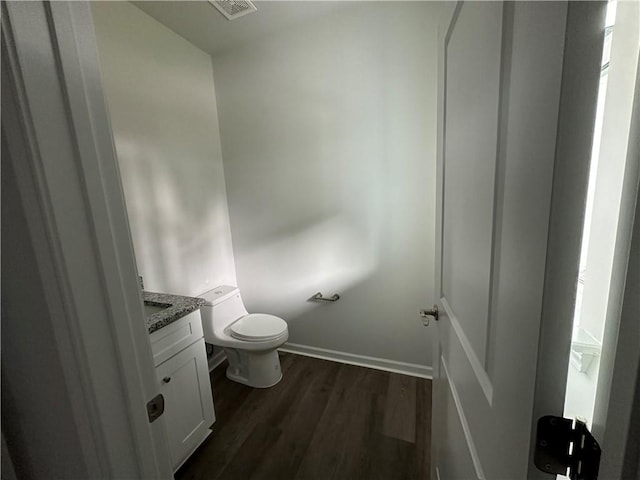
[534,415,601,480]
[146,393,165,423]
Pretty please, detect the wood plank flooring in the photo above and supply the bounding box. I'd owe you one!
[176,353,432,480]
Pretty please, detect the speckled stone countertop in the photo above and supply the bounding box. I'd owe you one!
[143,291,206,334]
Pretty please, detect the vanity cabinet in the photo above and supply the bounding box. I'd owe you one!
[150,310,215,471]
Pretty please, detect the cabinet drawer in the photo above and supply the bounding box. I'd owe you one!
[150,310,203,366]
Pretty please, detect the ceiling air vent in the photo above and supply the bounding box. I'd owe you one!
[209,0,257,20]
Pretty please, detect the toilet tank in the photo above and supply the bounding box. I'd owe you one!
[200,286,248,341]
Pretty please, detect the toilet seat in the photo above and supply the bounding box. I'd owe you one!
[230,314,288,342]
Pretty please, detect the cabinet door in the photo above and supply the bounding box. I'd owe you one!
[156,338,215,469]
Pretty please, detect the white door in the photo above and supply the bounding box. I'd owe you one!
[430,2,612,479]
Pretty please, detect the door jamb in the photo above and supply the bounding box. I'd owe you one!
[530,2,640,478]
[528,4,607,478]
[2,2,172,477]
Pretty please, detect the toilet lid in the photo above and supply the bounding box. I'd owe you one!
[230,314,287,341]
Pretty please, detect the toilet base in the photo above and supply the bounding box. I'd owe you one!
[223,347,283,388]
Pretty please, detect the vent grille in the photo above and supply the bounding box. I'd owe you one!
[209,0,257,20]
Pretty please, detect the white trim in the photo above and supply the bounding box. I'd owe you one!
[208,350,227,373]
[2,2,171,477]
[2,8,105,475]
[435,467,442,480]
[279,343,432,379]
[441,356,485,480]
[594,3,640,474]
[46,4,172,475]
[441,298,494,404]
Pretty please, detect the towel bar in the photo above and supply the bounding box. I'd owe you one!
[311,292,340,302]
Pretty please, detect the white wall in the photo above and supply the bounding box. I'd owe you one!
[92,2,236,296]
[212,3,440,366]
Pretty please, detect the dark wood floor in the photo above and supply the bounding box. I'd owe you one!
[176,353,432,480]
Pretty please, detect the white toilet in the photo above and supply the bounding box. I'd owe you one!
[200,285,288,388]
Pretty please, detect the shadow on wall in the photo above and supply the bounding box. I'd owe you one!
[233,209,431,363]
[211,1,439,365]
[115,134,234,296]
[235,214,380,318]
[91,0,237,297]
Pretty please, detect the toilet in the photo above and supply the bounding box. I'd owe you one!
[200,285,288,388]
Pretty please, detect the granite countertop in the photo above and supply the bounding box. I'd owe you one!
[143,291,206,334]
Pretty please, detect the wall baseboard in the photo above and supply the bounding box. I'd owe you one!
[208,350,227,372]
[279,342,432,379]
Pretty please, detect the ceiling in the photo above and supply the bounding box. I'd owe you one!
[132,1,356,57]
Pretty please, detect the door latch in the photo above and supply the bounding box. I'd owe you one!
[534,415,601,480]
[146,393,165,423]
[420,305,439,326]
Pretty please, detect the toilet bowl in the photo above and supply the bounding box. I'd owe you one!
[200,285,288,388]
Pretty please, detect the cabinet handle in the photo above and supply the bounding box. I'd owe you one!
[162,377,171,383]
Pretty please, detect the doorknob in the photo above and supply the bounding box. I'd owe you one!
[420,305,439,326]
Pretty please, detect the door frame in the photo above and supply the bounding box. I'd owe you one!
[528,3,608,477]
[593,45,640,480]
[530,2,640,478]
[2,2,171,477]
